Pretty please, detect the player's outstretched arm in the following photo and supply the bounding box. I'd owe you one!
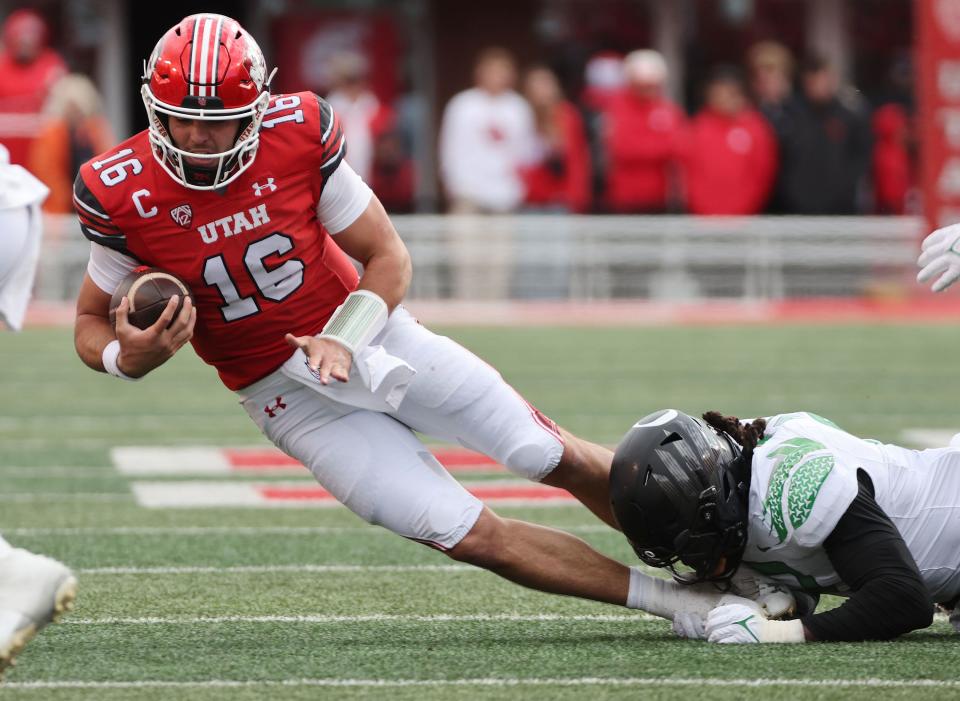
[328,194,412,311]
[75,273,196,379]
[285,195,412,385]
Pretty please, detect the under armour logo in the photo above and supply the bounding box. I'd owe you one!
[252,178,277,196]
[263,396,286,418]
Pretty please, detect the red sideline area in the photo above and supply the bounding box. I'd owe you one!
[24,297,960,328]
[225,447,504,473]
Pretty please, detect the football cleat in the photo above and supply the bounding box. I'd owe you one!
[0,548,77,679]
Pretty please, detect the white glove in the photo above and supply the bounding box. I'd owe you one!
[727,566,796,620]
[672,611,705,640]
[706,599,806,644]
[917,224,960,292]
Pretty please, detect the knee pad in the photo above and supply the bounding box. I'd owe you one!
[498,422,565,482]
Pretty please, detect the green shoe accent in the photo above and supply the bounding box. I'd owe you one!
[734,616,760,643]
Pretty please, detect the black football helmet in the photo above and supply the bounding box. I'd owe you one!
[609,409,751,584]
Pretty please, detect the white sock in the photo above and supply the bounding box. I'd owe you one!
[0,535,11,558]
[626,566,724,620]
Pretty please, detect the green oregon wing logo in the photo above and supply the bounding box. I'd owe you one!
[786,455,834,529]
[763,437,834,542]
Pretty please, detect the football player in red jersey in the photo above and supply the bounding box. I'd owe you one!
[72,14,792,626]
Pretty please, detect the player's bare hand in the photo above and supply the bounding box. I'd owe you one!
[114,295,196,377]
[285,333,352,385]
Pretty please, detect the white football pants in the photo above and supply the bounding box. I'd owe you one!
[237,307,565,550]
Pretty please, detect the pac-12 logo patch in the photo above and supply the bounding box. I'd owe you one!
[170,204,193,228]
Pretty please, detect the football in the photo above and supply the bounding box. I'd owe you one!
[109,266,193,330]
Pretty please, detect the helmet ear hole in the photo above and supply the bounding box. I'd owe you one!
[659,432,682,446]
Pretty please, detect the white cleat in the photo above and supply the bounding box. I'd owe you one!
[0,548,77,679]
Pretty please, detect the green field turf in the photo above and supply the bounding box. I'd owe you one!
[0,323,958,700]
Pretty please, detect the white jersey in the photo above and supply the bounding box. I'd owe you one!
[438,87,537,212]
[0,143,48,331]
[742,412,960,603]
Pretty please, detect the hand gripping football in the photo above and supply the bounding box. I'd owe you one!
[109,266,192,330]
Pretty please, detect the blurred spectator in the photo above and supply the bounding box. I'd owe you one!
[603,49,687,214]
[580,51,624,210]
[581,51,625,114]
[0,9,67,167]
[871,103,912,214]
[326,52,389,183]
[871,55,916,215]
[519,66,591,213]
[28,74,114,214]
[746,40,795,132]
[370,117,415,213]
[776,56,871,214]
[684,67,777,215]
[438,47,536,213]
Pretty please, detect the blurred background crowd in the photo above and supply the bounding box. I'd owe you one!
[0,0,916,218]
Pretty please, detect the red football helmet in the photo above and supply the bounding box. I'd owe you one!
[140,14,275,190]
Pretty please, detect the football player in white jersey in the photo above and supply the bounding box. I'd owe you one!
[610,409,959,643]
[0,143,78,675]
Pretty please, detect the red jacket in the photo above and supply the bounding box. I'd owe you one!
[872,103,911,215]
[603,91,687,212]
[521,102,591,212]
[683,108,778,215]
[0,49,67,166]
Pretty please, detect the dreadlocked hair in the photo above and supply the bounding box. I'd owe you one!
[702,412,767,454]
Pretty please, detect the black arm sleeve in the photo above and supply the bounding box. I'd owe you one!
[801,470,934,641]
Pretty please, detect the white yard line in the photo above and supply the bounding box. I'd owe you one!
[5,677,960,690]
[0,493,130,502]
[0,416,242,429]
[66,613,656,625]
[7,524,612,536]
[901,428,957,448]
[55,612,954,626]
[76,564,477,575]
[0,467,116,478]
[2,438,116,449]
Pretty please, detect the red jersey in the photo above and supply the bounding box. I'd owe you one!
[74,92,360,390]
